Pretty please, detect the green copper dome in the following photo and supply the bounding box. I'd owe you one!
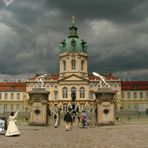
[59,18,87,53]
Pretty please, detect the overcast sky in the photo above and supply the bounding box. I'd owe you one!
[0,0,148,81]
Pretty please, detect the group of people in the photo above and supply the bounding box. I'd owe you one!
[1,108,89,136]
[64,109,88,131]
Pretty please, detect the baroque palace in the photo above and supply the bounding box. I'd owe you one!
[26,19,121,113]
[0,19,148,114]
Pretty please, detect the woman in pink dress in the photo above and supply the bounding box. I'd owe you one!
[5,110,20,137]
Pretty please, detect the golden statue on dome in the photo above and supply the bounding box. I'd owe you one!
[72,16,76,26]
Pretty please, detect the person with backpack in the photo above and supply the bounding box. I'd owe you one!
[64,111,72,131]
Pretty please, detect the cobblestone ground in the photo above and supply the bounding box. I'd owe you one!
[0,119,148,148]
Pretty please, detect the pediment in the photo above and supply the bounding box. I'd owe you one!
[59,74,88,82]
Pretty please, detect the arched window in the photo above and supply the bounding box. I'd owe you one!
[63,60,66,71]
[81,60,84,71]
[54,91,58,100]
[71,87,76,93]
[71,60,76,70]
[62,87,68,98]
[80,87,85,98]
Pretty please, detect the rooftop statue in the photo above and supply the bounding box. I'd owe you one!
[93,72,110,88]
[35,74,47,88]
[72,16,76,26]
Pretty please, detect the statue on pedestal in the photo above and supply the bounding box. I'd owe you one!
[71,90,76,102]
[93,72,110,88]
[35,74,47,88]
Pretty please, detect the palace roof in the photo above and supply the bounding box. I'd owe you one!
[121,81,148,90]
[29,74,59,81]
[29,73,119,81]
[0,82,26,92]
[88,73,119,81]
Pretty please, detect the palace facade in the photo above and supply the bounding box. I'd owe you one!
[26,19,121,112]
[121,81,148,112]
[0,82,26,115]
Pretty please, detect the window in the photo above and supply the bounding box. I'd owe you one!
[16,104,20,110]
[11,104,13,110]
[63,60,66,71]
[134,104,138,111]
[71,87,76,93]
[71,60,76,70]
[121,92,124,99]
[5,104,7,110]
[80,87,85,98]
[140,92,143,99]
[89,91,94,99]
[63,104,67,112]
[146,92,148,98]
[54,91,58,100]
[11,93,14,99]
[81,60,84,71]
[134,92,137,99]
[5,93,8,99]
[127,92,131,99]
[127,104,131,110]
[71,38,76,50]
[17,93,20,99]
[62,87,68,98]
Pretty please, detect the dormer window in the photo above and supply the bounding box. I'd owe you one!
[62,40,66,48]
[71,38,76,50]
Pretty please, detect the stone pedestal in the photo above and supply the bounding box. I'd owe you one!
[95,88,116,125]
[28,88,50,126]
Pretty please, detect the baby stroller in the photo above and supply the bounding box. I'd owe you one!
[0,117,7,135]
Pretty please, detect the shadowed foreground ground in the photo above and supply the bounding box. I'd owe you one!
[0,121,148,148]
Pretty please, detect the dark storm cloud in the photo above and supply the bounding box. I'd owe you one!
[0,0,148,80]
[47,0,148,23]
[0,0,61,76]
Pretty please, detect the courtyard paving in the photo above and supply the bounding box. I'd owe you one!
[0,120,148,148]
